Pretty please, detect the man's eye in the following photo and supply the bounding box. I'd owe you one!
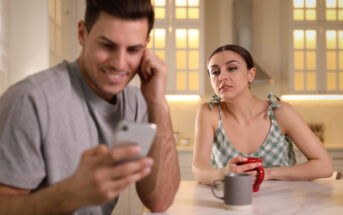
[128,48,141,54]
[102,43,113,49]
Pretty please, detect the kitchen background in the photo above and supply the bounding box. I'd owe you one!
[1,0,342,214]
[0,0,342,159]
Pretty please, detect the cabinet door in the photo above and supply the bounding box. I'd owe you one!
[178,150,194,180]
[149,0,205,95]
[289,0,343,94]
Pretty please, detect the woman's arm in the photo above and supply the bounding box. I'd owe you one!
[265,101,333,180]
[192,103,225,184]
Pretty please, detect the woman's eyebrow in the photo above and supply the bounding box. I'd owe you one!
[225,60,240,65]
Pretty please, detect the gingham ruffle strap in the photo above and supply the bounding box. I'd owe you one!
[209,94,221,111]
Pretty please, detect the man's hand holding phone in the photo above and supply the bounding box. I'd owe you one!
[67,143,153,208]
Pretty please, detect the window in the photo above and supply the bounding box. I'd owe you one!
[290,0,343,93]
[149,0,204,95]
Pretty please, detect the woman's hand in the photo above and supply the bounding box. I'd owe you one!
[225,156,262,183]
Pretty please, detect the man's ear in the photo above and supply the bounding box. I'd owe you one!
[78,21,88,47]
[248,67,256,83]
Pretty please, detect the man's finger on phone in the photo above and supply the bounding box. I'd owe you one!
[108,145,142,163]
[110,157,153,179]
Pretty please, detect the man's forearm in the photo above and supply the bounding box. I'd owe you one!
[0,179,79,215]
[137,100,180,212]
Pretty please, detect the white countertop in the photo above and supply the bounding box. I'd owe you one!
[145,180,343,215]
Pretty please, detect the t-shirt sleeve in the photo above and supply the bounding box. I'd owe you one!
[0,82,47,189]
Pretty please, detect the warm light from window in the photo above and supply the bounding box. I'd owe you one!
[154,0,166,6]
[188,0,199,6]
[326,0,337,8]
[176,0,187,6]
[294,30,304,49]
[306,0,316,8]
[281,94,343,100]
[294,0,304,8]
[166,95,200,101]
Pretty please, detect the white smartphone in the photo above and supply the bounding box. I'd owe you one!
[113,120,157,161]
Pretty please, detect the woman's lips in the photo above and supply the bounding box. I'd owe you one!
[220,85,232,91]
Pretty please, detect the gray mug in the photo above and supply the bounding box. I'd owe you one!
[211,173,253,210]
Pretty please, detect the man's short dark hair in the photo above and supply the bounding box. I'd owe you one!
[85,0,154,37]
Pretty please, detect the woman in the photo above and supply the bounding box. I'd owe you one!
[192,44,333,185]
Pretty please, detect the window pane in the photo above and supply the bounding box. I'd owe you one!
[339,0,343,7]
[155,50,165,60]
[306,72,316,90]
[294,9,305,20]
[294,0,304,8]
[306,9,316,20]
[294,51,304,70]
[176,51,187,69]
[176,0,187,6]
[294,72,304,90]
[155,8,166,19]
[326,0,337,8]
[327,51,337,70]
[188,8,199,19]
[306,51,316,70]
[327,72,337,90]
[154,29,166,48]
[188,0,199,6]
[189,72,199,90]
[294,30,304,49]
[339,31,343,48]
[326,9,337,20]
[339,9,343,20]
[188,51,199,69]
[176,29,187,48]
[176,72,187,90]
[326,30,337,49]
[306,0,316,8]
[306,30,316,49]
[154,0,166,6]
[188,29,199,48]
[176,8,187,19]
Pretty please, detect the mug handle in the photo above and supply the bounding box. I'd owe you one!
[211,179,224,200]
[254,166,265,187]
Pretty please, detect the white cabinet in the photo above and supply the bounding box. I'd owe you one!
[149,0,205,95]
[289,0,343,94]
[327,148,343,174]
[177,149,194,180]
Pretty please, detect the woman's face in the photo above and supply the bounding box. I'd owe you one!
[208,50,255,100]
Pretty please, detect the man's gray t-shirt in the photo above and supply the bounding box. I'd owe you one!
[0,60,148,214]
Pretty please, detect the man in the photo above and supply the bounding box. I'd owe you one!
[0,0,180,214]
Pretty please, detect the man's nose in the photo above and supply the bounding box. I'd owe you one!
[109,49,128,71]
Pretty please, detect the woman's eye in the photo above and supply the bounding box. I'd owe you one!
[211,70,220,76]
[227,66,237,71]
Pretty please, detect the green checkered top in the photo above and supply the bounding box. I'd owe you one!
[210,93,296,168]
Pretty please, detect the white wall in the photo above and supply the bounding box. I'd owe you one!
[0,0,8,95]
[8,0,49,85]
